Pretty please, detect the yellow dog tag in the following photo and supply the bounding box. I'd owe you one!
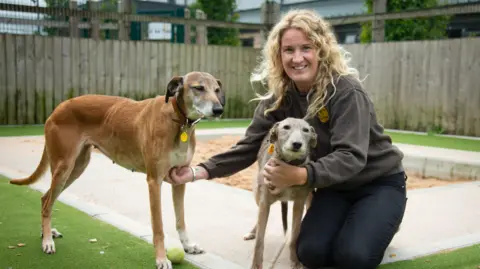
[318,107,329,123]
[268,144,274,154]
[180,131,188,142]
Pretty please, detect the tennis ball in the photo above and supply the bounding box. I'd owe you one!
[167,247,185,264]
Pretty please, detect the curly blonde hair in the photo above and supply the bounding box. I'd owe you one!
[251,9,361,119]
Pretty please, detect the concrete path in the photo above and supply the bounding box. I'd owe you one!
[0,132,480,269]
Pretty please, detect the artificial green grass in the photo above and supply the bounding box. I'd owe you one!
[0,175,198,269]
[379,244,480,269]
[1,120,479,152]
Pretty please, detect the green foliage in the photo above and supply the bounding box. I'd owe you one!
[360,0,451,43]
[190,0,241,46]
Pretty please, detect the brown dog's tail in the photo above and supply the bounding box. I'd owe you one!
[281,201,288,235]
[10,145,49,186]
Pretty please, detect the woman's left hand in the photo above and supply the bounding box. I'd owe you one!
[263,158,308,188]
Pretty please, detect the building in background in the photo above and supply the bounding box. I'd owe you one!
[236,0,480,47]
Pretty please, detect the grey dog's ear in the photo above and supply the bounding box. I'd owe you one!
[269,122,280,143]
[166,76,183,103]
[309,126,317,148]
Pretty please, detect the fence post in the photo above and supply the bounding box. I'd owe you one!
[89,0,100,40]
[118,0,131,41]
[69,0,78,38]
[184,8,191,44]
[260,0,280,46]
[372,0,386,42]
[195,9,207,45]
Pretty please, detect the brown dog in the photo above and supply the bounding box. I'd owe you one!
[243,117,316,269]
[9,71,225,269]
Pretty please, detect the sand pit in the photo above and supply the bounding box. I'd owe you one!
[191,136,470,192]
[15,135,469,191]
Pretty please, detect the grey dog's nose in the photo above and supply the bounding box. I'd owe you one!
[292,142,302,151]
[212,104,224,116]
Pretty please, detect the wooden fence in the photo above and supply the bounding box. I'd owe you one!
[0,33,261,124]
[344,37,480,137]
[0,34,479,136]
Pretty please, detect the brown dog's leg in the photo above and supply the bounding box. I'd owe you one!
[63,145,92,190]
[289,198,306,269]
[147,176,172,269]
[172,183,204,254]
[251,193,271,269]
[41,158,74,254]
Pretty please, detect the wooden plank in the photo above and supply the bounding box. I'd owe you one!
[5,34,16,124]
[44,37,54,119]
[143,41,151,98]
[135,41,143,99]
[0,35,6,124]
[156,42,166,95]
[148,41,158,98]
[112,40,121,97]
[127,41,136,98]
[53,37,63,108]
[15,35,26,125]
[62,37,72,101]
[104,40,113,96]
[71,36,80,98]
[119,40,128,97]
[164,42,173,94]
[96,39,105,95]
[459,38,480,136]
[34,35,45,123]
[25,35,36,124]
[88,39,97,94]
[79,38,89,96]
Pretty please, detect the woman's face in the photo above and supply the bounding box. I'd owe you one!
[280,28,318,93]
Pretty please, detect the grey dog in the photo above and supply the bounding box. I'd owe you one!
[244,117,317,269]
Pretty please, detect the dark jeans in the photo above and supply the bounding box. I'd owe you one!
[296,171,408,269]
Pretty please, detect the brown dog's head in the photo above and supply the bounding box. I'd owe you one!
[268,117,317,164]
[166,72,225,120]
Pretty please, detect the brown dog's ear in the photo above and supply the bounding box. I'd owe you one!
[309,126,317,148]
[269,122,280,143]
[216,79,222,88]
[166,76,183,103]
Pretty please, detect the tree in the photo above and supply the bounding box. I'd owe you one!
[190,0,241,46]
[360,0,451,43]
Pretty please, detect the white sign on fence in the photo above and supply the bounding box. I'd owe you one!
[148,22,172,40]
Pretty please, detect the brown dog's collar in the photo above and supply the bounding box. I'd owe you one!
[170,97,200,127]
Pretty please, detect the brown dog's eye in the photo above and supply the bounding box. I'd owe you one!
[215,88,220,93]
[283,125,291,130]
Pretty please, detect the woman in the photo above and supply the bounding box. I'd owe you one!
[170,9,407,269]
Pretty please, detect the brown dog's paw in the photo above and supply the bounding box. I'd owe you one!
[156,258,173,269]
[42,238,56,254]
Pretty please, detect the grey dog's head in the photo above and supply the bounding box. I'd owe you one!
[268,117,317,164]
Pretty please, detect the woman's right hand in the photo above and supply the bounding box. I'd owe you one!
[169,165,209,185]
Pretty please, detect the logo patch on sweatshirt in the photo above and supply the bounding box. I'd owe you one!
[318,107,329,123]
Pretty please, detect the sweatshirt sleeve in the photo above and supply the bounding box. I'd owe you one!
[304,88,371,188]
[198,97,281,179]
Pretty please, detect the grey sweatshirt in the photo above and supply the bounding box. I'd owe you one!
[198,74,404,191]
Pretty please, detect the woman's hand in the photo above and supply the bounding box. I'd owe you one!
[169,165,209,185]
[263,158,308,188]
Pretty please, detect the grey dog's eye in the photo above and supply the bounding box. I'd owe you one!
[302,128,309,132]
[192,86,204,91]
[283,125,291,130]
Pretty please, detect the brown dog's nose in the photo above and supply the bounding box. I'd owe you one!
[212,104,224,116]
